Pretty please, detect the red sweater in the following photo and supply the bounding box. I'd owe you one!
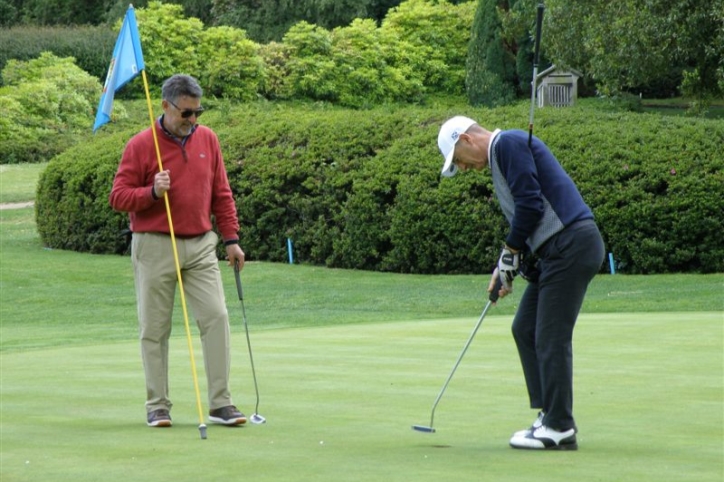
[109,120,239,242]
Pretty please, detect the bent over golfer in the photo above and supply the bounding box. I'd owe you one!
[110,74,247,428]
[437,116,604,450]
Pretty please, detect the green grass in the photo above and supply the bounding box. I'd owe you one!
[2,208,722,352]
[640,97,724,119]
[0,162,47,203]
[2,310,722,481]
[1,184,723,480]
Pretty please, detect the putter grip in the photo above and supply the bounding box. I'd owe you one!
[489,277,503,302]
[234,261,243,300]
[533,3,544,65]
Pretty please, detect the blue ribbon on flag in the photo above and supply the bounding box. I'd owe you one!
[93,5,145,132]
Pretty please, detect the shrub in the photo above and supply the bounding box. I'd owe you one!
[196,26,267,101]
[257,41,291,99]
[131,2,269,102]
[35,101,724,274]
[540,108,724,273]
[0,52,108,164]
[36,128,134,254]
[133,2,205,95]
[381,0,476,95]
[0,1,478,107]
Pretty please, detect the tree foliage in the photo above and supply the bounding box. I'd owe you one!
[196,26,267,100]
[0,0,107,26]
[281,19,426,107]
[381,0,476,94]
[210,0,406,43]
[544,0,723,105]
[0,25,116,86]
[0,0,216,26]
[0,0,724,106]
[466,0,518,106]
[127,1,463,106]
[108,0,215,25]
[130,1,266,101]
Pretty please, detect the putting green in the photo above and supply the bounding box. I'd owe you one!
[1,312,721,482]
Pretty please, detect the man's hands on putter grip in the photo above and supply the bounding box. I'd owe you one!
[490,246,520,300]
[226,244,245,269]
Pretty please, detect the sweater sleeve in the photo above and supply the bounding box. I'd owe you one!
[109,131,158,214]
[208,132,240,241]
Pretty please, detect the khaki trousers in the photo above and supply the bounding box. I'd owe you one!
[131,231,233,413]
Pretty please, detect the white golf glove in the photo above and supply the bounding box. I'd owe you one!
[497,247,520,292]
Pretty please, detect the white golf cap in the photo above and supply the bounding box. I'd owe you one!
[438,115,476,177]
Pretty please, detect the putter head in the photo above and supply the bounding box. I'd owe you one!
[199,423,208,439]
[250,413,266,424]
[412,425,435,433]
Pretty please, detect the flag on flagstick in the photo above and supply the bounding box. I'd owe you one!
[93,5,145,132]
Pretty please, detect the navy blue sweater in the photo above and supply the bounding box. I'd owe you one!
[490,130,593,252]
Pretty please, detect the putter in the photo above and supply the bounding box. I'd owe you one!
[234,261,266,424]
[528,3,545,147]
[412,279,501,433]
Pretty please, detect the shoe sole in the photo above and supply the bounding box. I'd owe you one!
[510,441,578,451]
[147,420,172,427]
[209,416,247,426]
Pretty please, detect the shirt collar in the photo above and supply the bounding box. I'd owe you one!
[158,114,197,143]
[487,128,502,164]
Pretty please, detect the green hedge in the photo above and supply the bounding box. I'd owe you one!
[1,53,106,164]
[0,25,115,86]
[36,101,724,274]
[35,128,135,254]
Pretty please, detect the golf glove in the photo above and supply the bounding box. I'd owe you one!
[497,247,519,292]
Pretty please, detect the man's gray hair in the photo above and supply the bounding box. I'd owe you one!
[161,74,203,101]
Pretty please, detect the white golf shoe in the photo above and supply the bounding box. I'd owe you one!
[512,411,545,437]
[509,425,578,451]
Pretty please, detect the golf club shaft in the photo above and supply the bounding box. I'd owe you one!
[528,3,545,147]
[425,279,501,429]
[234,262,261,415]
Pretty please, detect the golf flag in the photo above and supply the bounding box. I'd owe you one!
[93,5,145,132]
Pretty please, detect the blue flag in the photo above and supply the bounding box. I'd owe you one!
[93,6,145,132]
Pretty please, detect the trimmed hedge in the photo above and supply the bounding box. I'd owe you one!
[36,101,724,274]
[0,25,115,86]
[35,128,135,254]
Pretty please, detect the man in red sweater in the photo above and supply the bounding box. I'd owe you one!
[110,74,246,428]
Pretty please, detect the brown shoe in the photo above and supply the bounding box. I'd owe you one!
[209,405,247,425]
[147,409,172,427]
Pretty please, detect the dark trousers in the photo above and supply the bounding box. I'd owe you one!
[512,219,604,431]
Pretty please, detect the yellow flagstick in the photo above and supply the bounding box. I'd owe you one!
[141,70,207,440]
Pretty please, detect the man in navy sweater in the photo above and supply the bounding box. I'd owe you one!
[437,116,605,450]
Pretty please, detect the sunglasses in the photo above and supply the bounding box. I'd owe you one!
[167,99,204,119]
